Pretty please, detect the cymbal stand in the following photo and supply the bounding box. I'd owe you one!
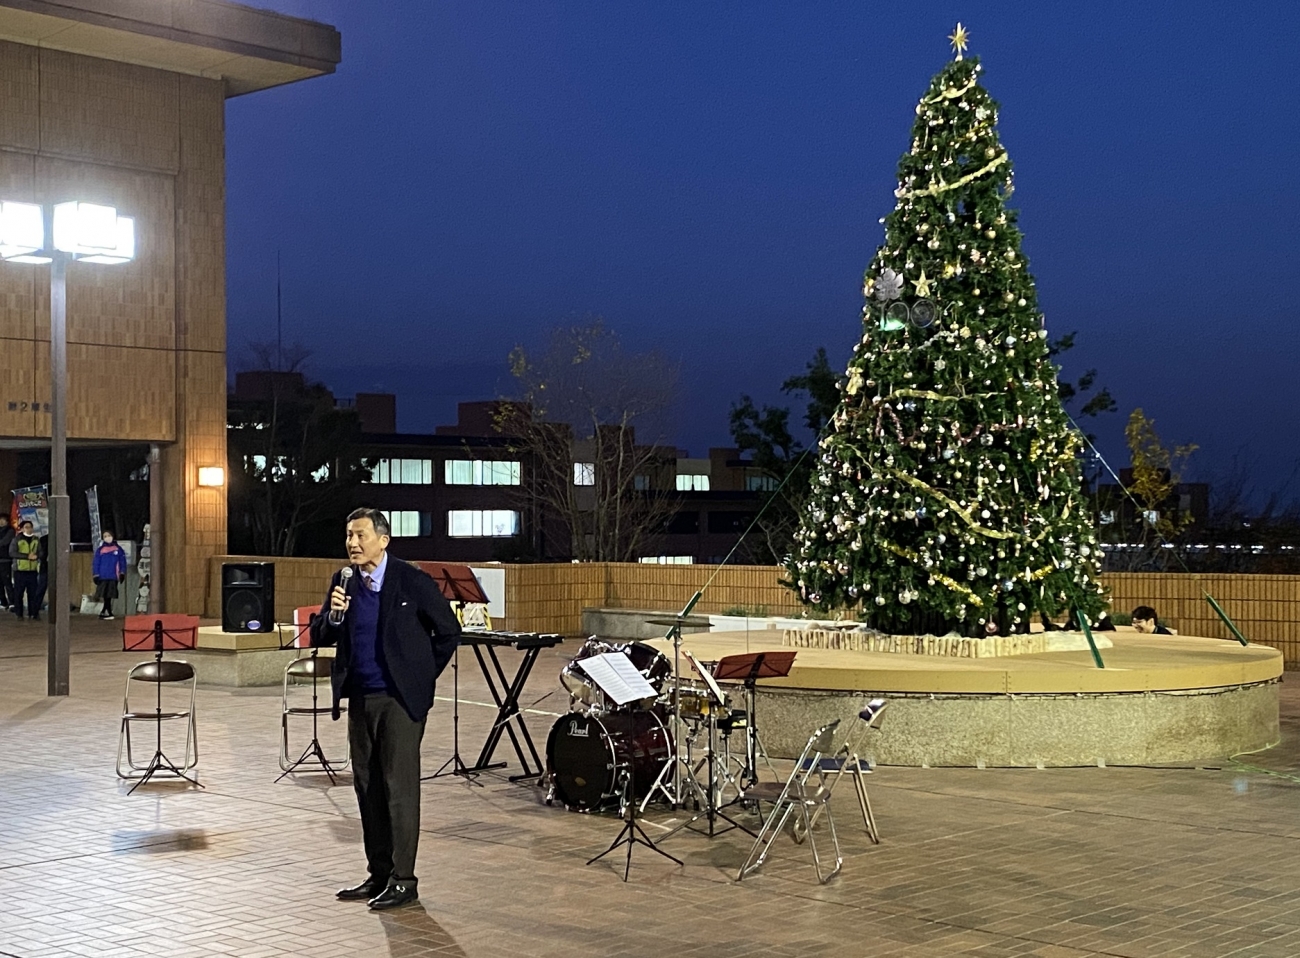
[655,704,755,842]
[640,596,701,810]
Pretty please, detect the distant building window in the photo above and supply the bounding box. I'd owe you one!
[448,509,520,538]
[745,475,777,492]
[676,474,709,492]
[639,556,694,565]
[1142,509,1159,526]
[369,458,433,484]
[574,462,596,486]
[444,459,521,486]
[1099,511,1116,525]
[380,510,432,537]
[634,474,651,491]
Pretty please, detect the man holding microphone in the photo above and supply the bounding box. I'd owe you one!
[310,507,461,910]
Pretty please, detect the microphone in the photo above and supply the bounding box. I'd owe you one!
[328,567,353,625]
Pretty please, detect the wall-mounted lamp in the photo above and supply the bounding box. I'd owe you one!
[197,466,225,487]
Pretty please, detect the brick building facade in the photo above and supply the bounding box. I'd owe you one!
[0,1,339,613]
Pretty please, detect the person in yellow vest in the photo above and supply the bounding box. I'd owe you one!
[9,520,42,621]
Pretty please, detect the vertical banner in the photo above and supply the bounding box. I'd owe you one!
[11,484,49,536]
[86,485,102,545]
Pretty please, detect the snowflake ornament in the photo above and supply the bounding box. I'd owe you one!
[874,268,904,302]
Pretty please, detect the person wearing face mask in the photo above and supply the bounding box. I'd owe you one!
[92,530,128,620]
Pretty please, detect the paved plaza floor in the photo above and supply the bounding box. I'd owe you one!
[5,617,1300,957]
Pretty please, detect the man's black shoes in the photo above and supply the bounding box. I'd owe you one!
[336,877,388,901]
[368,882,418,910]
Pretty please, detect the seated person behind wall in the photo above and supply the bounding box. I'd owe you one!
[1131,605,1171,635]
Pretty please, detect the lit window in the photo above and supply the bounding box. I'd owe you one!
[447,510,520,538]
[1099,511,1116,526]
[368,458,433,484]
[1142,510,1159,526]
[634,474,651,491]
[445,459,521,485]
[312,464,330,482]
[574,462,596,486]
[676,474,709,492]
[639,556,694,565]
[746,475,778,492]
[379,510,432,537]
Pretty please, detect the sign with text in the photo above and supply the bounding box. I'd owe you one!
[12,484,49,537]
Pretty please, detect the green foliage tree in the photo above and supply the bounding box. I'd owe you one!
[728,347,840,562]
[787,41,1106,636]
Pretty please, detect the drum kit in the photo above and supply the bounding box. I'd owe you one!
[544,634,779,838]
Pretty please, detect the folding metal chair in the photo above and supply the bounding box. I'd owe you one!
[736,719,842,883]
[795,699,886,845]
[116,659,199,780]
[277,606,348,781]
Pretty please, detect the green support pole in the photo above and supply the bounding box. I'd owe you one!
[1204,592,1250,646]
[1076,610,1105,669]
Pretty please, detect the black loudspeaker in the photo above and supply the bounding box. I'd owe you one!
[222,562,275,633]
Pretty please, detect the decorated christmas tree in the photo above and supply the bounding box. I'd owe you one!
[787,26,1106,637]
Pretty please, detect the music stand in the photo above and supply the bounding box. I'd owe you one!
[654,651,756,843]
[276,606,347,783]
[580,650,683,881]
[120,615,202,794]
[713,651,796,792]
[418,563,490,785]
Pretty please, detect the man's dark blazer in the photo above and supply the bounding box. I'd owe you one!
[309,556,462,723]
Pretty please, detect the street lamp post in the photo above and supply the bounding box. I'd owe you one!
[0,200,136,696]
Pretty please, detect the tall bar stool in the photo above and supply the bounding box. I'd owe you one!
[117,614,201,793]
[277,605,348,783]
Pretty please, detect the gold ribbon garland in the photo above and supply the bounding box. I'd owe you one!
[896,152,1008,200]
[879,539,984,607]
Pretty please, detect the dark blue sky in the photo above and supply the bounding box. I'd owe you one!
[227,1,1300,504]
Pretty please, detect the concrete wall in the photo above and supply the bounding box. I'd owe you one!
[0,43,228,615]
[200,556,1300,668]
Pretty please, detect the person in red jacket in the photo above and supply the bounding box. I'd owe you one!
[91,531,127,620]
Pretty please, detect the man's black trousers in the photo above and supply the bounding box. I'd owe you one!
[12,570,38,618]
[347,693,426,886]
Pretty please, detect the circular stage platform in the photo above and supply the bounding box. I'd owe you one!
[645,632,1282,767]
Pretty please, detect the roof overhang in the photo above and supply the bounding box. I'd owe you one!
[0,0,340,96]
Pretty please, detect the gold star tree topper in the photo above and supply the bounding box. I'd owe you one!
[949,22,969,60]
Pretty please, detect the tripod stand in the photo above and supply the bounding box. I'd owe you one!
[277,644,348,784]
[656,652,755,842]
[587,762,683,881]
[424,642,484,785]
[640,596,707,810]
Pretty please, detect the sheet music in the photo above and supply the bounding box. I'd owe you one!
[577,651,658,705]
[684,650,726,703]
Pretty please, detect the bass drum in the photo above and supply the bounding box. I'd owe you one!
[546,710,672,811]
